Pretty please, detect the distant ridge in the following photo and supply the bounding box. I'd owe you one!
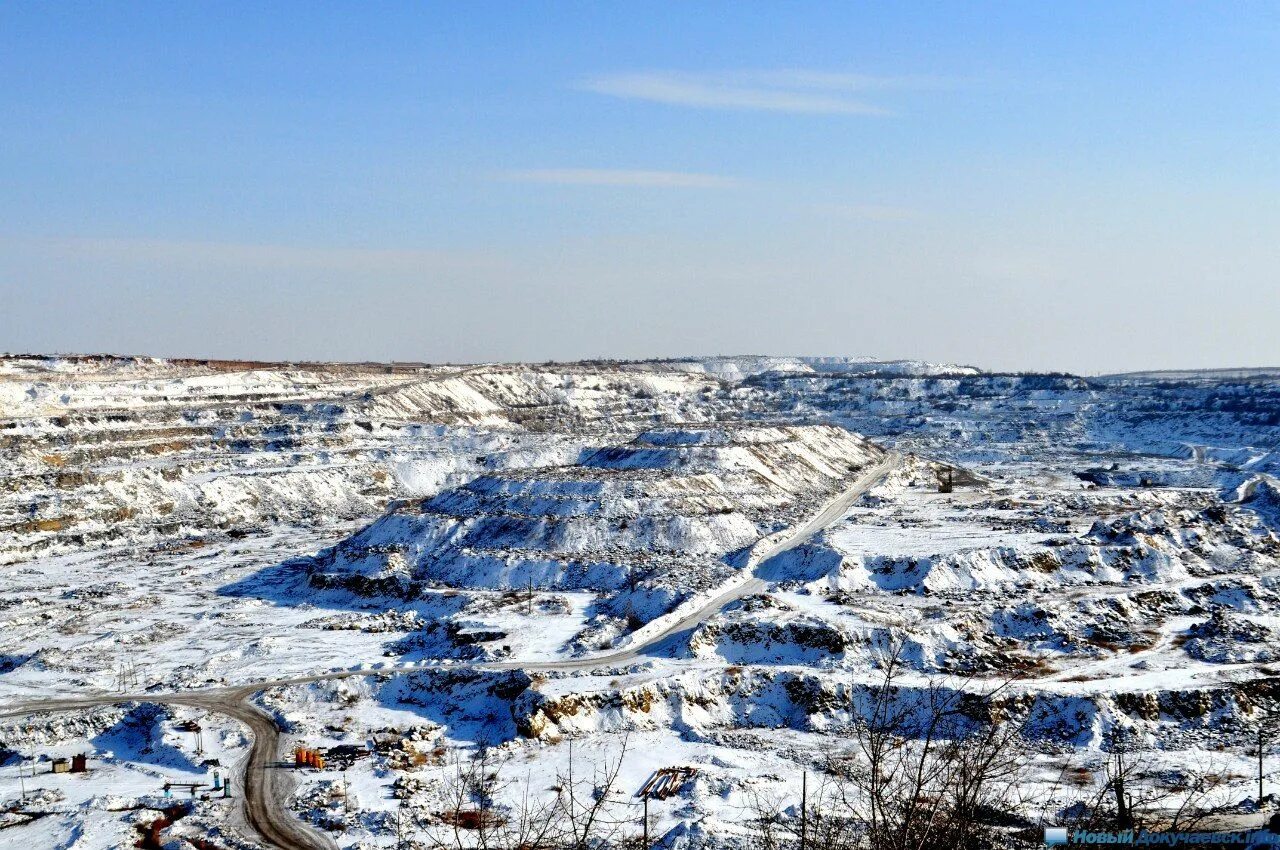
[1099,366,1280,381]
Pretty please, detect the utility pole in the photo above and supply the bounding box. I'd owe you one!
[19,749,33,801]
[1112,729,1132,829]
[642,793,649,849]
[800,771,807,850]
[527,573,534,615]
[396,794,406,850]
[1259,723,1267,809]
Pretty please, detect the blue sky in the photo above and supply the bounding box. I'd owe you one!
[1,2,1277,372]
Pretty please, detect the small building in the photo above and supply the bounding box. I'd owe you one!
[51,758,70,774]
[70,753,88,773]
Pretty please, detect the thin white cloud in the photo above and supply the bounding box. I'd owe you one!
[814,203,921,222]
[496,168,740,188]
[578,70,942,115]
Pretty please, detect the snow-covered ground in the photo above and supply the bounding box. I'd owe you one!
[2,355,1280,848]
[0,700,249,848]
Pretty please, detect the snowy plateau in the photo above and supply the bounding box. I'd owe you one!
[2,354,1280,849]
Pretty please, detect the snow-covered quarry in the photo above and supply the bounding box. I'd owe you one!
[2,354,1280,849]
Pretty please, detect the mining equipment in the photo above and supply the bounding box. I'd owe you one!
[294,747,326,769]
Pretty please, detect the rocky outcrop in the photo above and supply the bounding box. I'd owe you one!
[1183,609,1280,664]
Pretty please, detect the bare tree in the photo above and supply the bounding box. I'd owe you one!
[743,638,1032,850]
[744,773,862,850]
[1061,727,1238,835]
[414,737,638,850]
[839,641,1029,850]
[556,737,637,850]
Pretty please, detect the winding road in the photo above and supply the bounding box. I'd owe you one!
[0,452,900,850]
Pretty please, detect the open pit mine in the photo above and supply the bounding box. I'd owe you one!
[2,354,1280,849]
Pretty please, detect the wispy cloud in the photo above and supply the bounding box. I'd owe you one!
[814,203,921,222]
[495,168,740,188]
[579,70,944,115]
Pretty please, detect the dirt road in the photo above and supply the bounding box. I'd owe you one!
[0,686,337,850]
[196,691,339,850]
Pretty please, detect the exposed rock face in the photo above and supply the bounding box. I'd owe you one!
[1183,609,1280,664]
[0,357,732,565]
[688,596,850,663]
[1239,477,1280,530]
[504,669,1280,751]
